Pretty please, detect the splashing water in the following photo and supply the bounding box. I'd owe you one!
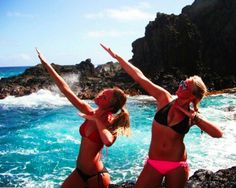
[0,90,235,187]
[0,67,235,187]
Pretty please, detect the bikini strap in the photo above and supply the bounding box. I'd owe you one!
[97,172,104,188]
[97,167,109,188]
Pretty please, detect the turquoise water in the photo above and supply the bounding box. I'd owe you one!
[0,66,29,79]
[0,67,236,187]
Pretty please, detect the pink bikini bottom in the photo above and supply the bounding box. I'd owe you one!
[147,159,189,175]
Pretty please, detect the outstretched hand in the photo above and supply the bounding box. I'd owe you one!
[35,48,47,63]
[100,43,117,59]
[175,104,196,120]
[176,105,197,124]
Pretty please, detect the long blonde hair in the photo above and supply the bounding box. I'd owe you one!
[108,87,131,137]
[190,75,208,111]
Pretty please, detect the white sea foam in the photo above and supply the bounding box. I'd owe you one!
[0,92,235,185]
[0,124,5,128]
[21,178,56,188]
[185,118,236,176]
[128,95,155,102]
[0,148,39,156]
[0,89,70,108]
[50,73,80,94]
[55,133,81,145]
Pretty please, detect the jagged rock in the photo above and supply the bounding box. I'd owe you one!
[1,0,236,99]
[132,13,201,76]
[75,58,95,77]
[95,62,121,77]
[186,166,236,188]
[109,166,236,188]
[131,0,236,92]
[109,181,135,188]
[0,60,140,99]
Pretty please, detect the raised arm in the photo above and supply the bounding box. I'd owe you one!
[193,113,223,138]
[36,48,93,114]
[100,44,171,103]
[175,105,223,138]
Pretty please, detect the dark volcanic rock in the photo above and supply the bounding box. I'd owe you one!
[182,0,236,90]
[109,166,236,188]
[1,0,236,99]
[0,60,140,99]
[0,64,51,99]
[132,13,201,76]
[185,166,236,188]
[131,0,236,92]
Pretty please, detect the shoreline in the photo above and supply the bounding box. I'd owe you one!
[0,62,236,100]
[207,87,236,96]
[0,87,235,101]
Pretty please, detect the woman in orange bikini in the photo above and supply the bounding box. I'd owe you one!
[36,49,130,188]
[101,44,223,188]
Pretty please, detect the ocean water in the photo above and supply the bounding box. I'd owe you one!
[0,66,29,79]
[0,67,236,187]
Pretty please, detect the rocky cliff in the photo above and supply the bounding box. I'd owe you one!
[131,0,236,92]
[1,0,236,98]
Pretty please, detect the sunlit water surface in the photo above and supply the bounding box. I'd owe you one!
[0,67,235,187]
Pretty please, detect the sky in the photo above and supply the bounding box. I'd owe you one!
[0,0,195,67]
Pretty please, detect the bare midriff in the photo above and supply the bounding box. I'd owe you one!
[148,120,187,161]
[76,137,104,175]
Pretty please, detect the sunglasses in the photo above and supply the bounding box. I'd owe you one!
[179,80,188,90]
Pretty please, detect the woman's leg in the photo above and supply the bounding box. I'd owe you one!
[61,169,86,188]
[87,172,110,188]
[165,165,189,188]
[135,162,164,188]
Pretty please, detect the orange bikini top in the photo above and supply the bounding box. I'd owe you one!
[79,120,103,144]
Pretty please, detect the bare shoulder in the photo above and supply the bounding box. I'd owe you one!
[155,92,174,110]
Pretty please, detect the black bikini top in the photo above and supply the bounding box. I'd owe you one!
[154,100,190,135]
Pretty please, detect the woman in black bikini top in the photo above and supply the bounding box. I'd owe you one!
[101,44,223,188]
[154,100,190,135]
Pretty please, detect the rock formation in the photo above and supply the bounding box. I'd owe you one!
[131,0,236,92]
[0,1,235,187]
[1,0,236,98]
[0,60,139,99]
[109,166,236,188]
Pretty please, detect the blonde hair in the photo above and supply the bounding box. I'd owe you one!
[108,87,131,137]
[190,75,208,111]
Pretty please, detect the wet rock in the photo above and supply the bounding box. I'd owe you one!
[186,166,236,188]
[109,166,236,188]
[131,0,236,92]
[0,61,140,99]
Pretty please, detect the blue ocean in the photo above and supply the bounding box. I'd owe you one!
[0,67,235,187]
